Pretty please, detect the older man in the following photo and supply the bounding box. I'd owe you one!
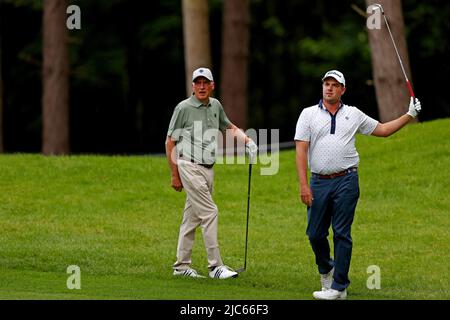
[166,67,258,279]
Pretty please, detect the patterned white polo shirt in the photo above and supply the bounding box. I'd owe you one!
[294,100,378,175]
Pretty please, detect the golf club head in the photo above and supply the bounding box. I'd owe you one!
[235,267,246,274]
[372,3,384,13]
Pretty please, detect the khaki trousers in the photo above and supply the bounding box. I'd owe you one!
[173,159,223,270]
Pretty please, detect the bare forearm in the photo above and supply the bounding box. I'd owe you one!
[228,124,250,143]
[165,136,183,192]
[295,142,309,189]
[384,114,412,136]
[165,137,179,176]
[372,114,413,137]
[296,152,309,188]
[295,141,313,206]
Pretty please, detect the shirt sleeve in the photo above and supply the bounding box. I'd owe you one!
[167,105,183,141]
[218,101,232,131]
[356,108,379,135]
[294,108,311,141]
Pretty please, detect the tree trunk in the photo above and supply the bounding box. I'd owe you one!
[366,0,414,122]
[182,0,212,96]
[220,0,249,129]
[42,0,70,155]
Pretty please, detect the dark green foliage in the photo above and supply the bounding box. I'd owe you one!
[0,0,449,153]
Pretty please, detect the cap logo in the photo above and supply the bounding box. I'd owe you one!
[327,71,341,78]
[199,69,204,73]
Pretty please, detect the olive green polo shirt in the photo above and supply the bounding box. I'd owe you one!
[167,95,231,165]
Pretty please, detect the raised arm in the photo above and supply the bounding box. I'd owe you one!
[372,97,421,137]
[371,114,412,137]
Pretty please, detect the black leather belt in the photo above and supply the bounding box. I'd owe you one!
[196,161,214,169]
[179,156,214,169]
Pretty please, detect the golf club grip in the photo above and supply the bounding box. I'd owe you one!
[406,80,415,98]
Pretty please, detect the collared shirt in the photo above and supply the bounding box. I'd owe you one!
[167,95,231,165]
[294,100,378,174]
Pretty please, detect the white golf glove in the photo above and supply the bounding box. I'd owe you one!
[245,139,258,164]
[407,97,421,118]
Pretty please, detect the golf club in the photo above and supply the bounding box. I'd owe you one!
[236,162,252,274]
[373,3,415,98]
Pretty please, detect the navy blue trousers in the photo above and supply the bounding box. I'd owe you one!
[306,171,359,291]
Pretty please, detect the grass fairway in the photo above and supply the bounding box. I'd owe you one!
[0,119,449,300]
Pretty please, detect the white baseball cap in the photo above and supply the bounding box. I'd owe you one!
[322,70,345,86]
[192,67,214,82]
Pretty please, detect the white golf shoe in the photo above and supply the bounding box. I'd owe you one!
[320,267,334,290]
[173,268,206,278]
[313,288,347,300]
[209,265,238,279]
